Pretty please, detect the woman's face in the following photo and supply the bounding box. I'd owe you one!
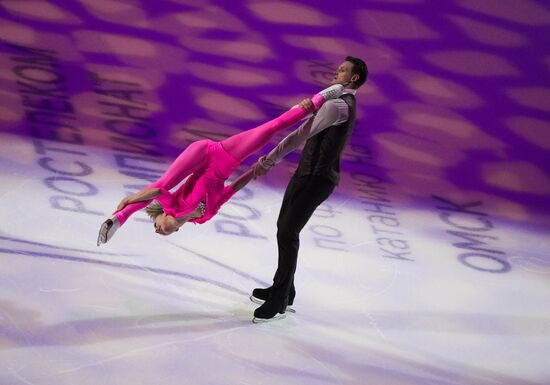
[154,213,180,236]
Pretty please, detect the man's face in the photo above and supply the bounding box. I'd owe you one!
[331,61,355,87]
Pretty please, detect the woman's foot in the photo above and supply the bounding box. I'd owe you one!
[97,216,120,246]
[311,84,344,109]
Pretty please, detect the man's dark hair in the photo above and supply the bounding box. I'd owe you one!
[345,56,368,88]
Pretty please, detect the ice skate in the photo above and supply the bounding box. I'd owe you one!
[253,298,288,323]
[97,216,120,246]
[250,287,295,313]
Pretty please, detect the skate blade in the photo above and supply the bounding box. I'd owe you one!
[249,295,264,305]
[249,296,296,313]
[96,220,112,246]
[252,313,286,324]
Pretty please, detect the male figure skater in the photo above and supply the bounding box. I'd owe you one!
[251,56,368,322]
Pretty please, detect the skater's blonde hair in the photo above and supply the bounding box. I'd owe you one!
[145,200,164,220]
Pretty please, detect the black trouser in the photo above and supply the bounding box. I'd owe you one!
[270,175,336,304]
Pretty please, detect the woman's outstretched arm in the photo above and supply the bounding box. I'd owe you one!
[116,188,162,211]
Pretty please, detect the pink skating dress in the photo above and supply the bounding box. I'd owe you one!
[155,140,240,224]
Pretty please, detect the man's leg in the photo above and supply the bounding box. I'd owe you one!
[253,176,334,321]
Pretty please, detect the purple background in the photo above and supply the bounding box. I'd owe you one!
[1,1,550,384]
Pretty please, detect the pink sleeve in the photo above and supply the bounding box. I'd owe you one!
[155,187,174,206]
[182,178,206,209]
[190,185,236,224]
[217,185,237,208]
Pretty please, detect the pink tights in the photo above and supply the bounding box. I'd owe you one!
[114,94,324,225]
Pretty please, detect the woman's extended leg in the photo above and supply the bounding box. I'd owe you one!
[113,140,209,225]
[221,86,340,162]
[221,107,307,162]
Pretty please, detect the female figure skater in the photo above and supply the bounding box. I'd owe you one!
[97,84,344,245]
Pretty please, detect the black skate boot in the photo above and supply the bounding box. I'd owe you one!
[250,286,295,313]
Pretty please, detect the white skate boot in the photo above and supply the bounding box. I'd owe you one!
[311,84,345,109]
[97,216,120,246]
